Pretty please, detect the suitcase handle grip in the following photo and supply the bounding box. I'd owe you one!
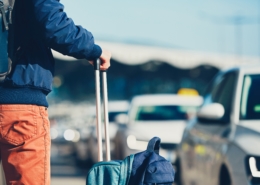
[94,59,100,70]
[93,58,107,72]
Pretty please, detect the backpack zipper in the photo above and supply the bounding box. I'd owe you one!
[0,0,9,30]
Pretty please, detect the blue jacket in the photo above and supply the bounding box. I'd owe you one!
[0,0,102,107]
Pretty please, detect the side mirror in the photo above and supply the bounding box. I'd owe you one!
[197,103,225,120]
[114,113,129,125]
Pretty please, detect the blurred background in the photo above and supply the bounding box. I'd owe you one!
[47,0,260,184]
[49,0,260,104]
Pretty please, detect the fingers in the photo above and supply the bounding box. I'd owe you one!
[99,49,111,71]
[100,60,110,71]
[89,48,111,70]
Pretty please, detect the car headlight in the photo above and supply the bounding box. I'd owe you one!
[126,135,148,151]
[245,156,260,184]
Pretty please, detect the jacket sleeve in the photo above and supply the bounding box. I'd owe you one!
[29,0,102,60]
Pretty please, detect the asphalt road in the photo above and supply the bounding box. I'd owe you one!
[51,163,89,185]
[51,177,86,185]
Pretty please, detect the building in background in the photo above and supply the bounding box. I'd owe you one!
[48,41,260,104]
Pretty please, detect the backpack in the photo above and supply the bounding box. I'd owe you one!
[86,137,175,185]
[0,0,16,82]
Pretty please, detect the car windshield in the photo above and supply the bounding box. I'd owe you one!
[240,74,260,120]
[134,105,198,121]
[109,111,127,122]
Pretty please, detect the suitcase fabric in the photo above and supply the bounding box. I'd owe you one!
[87,154,134,184]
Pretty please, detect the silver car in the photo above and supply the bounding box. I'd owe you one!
[175,65,260,185]
[113,94,203,164]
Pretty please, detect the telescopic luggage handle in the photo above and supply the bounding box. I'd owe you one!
[94,59,111,162]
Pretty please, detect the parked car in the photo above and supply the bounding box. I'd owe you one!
[175,65,260,185]
[113,94,203,164]
[82,100,130,164]
[49,115,78,165]
[48,102,78,164]
[48,102,95,165]
[70,104,96,167]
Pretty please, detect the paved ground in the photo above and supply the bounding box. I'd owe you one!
[50,163,89,185]
[51,177,86,185]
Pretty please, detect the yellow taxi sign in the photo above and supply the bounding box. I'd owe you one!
[177,88,199,96]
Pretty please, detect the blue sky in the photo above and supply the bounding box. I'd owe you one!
[61,0,260,57]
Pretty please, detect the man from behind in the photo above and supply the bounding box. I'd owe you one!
[0,0,111,184]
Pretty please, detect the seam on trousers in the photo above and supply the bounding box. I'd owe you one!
[0,113,2,138]
[40,107,47,185]
[0,108,38,145]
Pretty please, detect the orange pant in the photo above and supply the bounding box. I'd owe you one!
[0,105,50,185]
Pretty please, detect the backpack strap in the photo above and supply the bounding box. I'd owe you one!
[146,137,161,154]
[0,0,16,82]
[8,0,16,61]
[0,0,15,28]
[8,0,15,23]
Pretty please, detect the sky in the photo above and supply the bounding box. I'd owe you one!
[61,0,260,57]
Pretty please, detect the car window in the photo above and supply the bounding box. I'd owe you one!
[240,74,260,120]
[134,105,198,121]
[204,72,236,121]
[109,111,127,122]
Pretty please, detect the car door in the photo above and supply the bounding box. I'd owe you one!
[180,71,237,185]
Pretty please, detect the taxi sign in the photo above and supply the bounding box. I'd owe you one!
[177,88,199,96]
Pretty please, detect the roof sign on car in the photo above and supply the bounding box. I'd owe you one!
[177,88,199,96]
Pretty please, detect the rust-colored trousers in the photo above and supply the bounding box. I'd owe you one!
[0,105,50,185]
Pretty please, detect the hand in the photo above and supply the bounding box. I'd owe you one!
[89,49,111,70]
[99,49,111,70]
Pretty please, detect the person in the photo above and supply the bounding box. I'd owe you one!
[0,0,111,184]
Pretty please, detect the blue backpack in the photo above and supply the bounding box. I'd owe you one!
[86,137,175,185]
[0,0,15,82]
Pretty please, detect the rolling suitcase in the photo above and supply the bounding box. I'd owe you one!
[86,59,175,185]
[86,59,133,185]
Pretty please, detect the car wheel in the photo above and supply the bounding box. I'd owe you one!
[114,139,125,160]
[74,140,94,169]
[174,159,183,185]
[219,165,231,185]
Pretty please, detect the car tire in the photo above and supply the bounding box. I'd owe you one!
[219,165,231,185]
[174,159,183,185]
[114,138,125,160]
[74,140,94,169]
